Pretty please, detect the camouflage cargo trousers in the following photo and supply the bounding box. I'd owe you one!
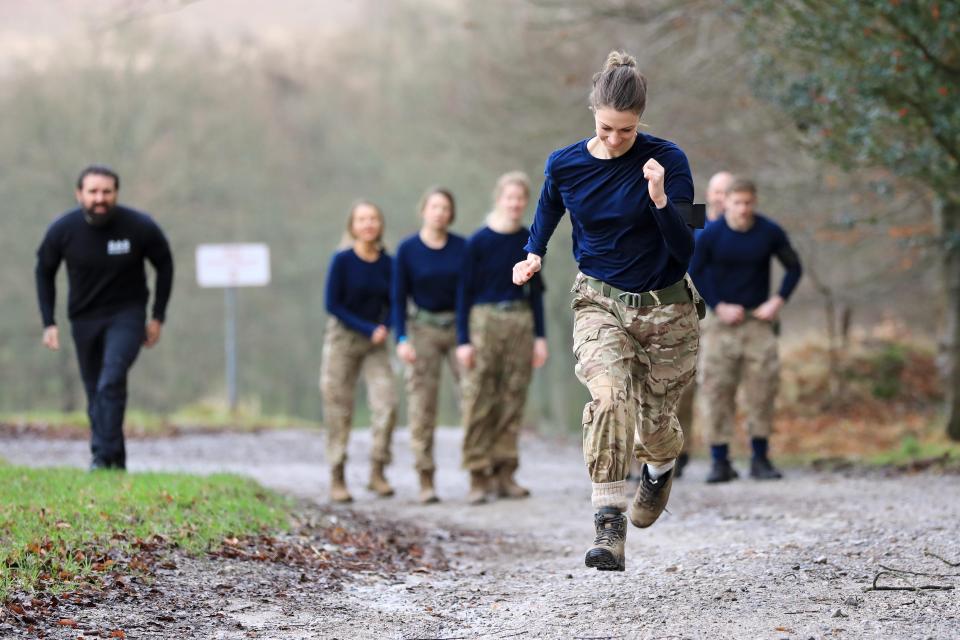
[319,318,397,467]
[404,319,460,472]
[570,273,699,509]
[674,311,714,452]
[697,316,779,444]
[460,304,533,471]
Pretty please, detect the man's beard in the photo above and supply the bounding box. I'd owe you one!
[83,204,116,227]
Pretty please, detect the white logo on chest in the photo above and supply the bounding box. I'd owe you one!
[107,239,131,255]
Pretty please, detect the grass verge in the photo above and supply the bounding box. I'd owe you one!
[0,466,291,602]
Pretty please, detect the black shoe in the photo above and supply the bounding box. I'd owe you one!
[706,459,739,483]
[584,507,626,572]
[750,457,783,480]
[89,458,109,471]
[675,452,689,479]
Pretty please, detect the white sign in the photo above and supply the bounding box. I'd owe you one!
[196,243,271,288]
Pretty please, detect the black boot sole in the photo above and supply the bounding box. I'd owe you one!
[584,548,625,572]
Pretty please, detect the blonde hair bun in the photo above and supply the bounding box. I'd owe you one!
[603,50,637,71]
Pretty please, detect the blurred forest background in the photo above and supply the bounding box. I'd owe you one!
[0,0,948,441]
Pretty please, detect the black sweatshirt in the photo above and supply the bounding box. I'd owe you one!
[35,206,174,327]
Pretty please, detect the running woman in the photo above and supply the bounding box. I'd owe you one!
[514,51,701,571]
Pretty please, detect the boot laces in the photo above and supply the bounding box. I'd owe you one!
[594,514,623,546]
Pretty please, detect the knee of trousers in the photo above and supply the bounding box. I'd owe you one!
[95,378,129,399]
[583,380,630,424]
[637,417,684,462]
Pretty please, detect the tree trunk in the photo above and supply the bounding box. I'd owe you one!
[936,197,960,441]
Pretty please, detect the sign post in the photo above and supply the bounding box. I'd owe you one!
[196,243,271,412]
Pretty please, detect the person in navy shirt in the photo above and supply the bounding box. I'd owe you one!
[35,165,173,472]
[689,177,802,483]
[514,51,700,571]
[457,171,548,505]
[674,170,734,478]
[392,187,465,503]
[320,201,397,503]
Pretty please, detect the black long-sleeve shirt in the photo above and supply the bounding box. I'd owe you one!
[35,206,174,327]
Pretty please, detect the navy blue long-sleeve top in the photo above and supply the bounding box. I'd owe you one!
[457,226,545,345]
[688,214,803,309]
[392,232,467,341]
[525,133,695,293]
[35,206,174,327]
[324,248,392,338]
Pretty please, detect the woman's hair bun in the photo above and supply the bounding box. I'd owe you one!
[604,50,637,71]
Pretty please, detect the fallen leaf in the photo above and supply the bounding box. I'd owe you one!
[58,618,78,627]
[109,630,126,638]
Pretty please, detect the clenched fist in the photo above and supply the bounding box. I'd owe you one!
[512,253,542,286]
[643,158,668,209]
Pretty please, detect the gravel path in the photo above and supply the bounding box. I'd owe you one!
[2,427,958,639]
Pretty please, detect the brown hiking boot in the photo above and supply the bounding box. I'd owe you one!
[466,469,489,505]
[417,469,439,504]
[584,507,626,571]
[367,461,395,497]
[329,463,353,503]
[494,461,530,499]
[628,465,674,528]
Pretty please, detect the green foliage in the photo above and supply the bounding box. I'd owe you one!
[868,432,960,465]
[0,466,290,600]
[735,0,960,199]
[870,343,906,399]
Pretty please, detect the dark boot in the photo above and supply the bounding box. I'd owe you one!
[675,452,690,479]
[706,459,739,484]
[750,457,783,480]
[494,461,530,499]
[628,465,674,528]
[585,507,627,571]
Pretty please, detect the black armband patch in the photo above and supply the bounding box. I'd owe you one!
[674,202,706,229]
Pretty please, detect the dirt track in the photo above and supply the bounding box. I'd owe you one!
[2,427,958,639]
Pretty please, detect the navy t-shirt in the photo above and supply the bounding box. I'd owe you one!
[526,133,695,293]
[688,214,802,309]
[392,232,466,340]
[457,226,545,345]
[324,248,392,338]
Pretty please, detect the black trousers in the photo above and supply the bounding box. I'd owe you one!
[70,307,145,468]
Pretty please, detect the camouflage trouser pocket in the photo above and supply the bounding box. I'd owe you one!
[581,399,596,428]
[572,327,601,360]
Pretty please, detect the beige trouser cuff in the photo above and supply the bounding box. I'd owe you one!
[591,480,627,511]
